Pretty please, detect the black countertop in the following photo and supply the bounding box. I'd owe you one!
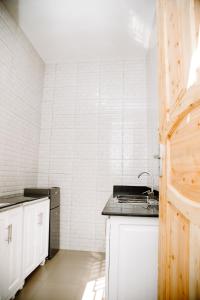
[102,185,159,217]
[0,194,45,211]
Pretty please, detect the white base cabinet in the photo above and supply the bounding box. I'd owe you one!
[0,198,50,300]
[106,216,158,300]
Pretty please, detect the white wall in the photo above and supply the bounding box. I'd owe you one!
[0,0,157,253]
[0,2,44,196]
[146,18,159,189]
[38,58,148,252]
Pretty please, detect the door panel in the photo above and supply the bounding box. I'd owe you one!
[166,203,189,299]
[23,199,50,277]
[35,200,50,264]
[157,0,200,299]
[170,105,200,202]
[189,223,200,299]
[164,0,193,108]
[118,224,158,300]
[6,207,23,298]
[23,204,37,278]
[0,211,8,299]
[108,217,158,300]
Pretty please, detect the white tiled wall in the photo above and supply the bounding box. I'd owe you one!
[38,58,148,252]
[0,2,44,196]
[146,18,159,189]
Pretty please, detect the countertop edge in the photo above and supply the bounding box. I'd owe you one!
[102,211,159,217]
[0,195,49,212]
[102,195,159,218]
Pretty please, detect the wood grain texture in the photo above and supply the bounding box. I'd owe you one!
[157,0,200,299]
[166,202,189,300]
[189,224,200,299]
[168,186,200,227]
[170,105,200,202]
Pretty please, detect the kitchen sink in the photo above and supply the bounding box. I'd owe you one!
[102,185,159,217]
[112,186,159,207]
[117,194,148,204]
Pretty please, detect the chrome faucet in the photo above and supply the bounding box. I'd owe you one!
[138,171,154,198]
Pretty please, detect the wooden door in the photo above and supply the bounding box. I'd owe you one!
[157,0,200,299]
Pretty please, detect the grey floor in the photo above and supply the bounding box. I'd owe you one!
[15,250,105,300]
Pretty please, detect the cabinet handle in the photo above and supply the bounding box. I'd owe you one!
[9,224,12,243]
[41,213,43,225]
[38,213,43,225]
[6,225,10,243]
[6,224,12,244]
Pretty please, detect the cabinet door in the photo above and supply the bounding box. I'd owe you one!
[35,200,50,265]
[22,204,37,278]
[23,199,50,278]
[0,211,8,300]
[108,217,158,300]
[5,207,23,300]
[105,218,111,300]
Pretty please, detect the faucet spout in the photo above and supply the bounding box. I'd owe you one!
[138,171,154,193]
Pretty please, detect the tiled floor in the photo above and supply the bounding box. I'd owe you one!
[15,250,105,300]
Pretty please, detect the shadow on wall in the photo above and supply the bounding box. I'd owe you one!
[3,0,20,25]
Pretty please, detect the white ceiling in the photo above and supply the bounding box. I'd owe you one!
[4,0,155,63]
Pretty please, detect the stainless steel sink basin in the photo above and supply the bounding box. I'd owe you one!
[116,195,159,207]
[117,194,148,204]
